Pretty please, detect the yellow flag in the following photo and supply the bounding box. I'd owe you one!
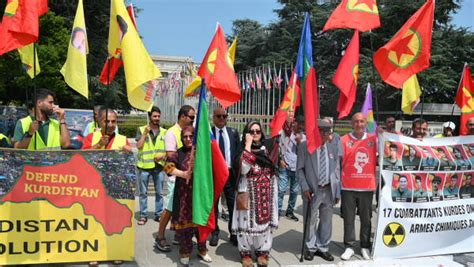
[401,74,422,114]
[228,36,237,63]
[109,0,161,111]
[184,36,238,98]
[60,0,88,98]
[17,43,40,79]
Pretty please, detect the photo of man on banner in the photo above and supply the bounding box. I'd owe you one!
[420,146,440,171]
[427,174,445,201]
[391,173,413,202]
[443,174,460,200]
[459,173,473,199]
[450,145,472,170]
[402,144,421,171]
[433,146,456,171]
[382,141,403,171]
[412,174,429,202]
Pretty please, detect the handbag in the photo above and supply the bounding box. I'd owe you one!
[236,192,249,210]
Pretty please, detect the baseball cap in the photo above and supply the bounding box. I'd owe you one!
[443,121,456,130]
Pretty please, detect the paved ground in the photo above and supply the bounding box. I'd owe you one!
[63,195,472,267]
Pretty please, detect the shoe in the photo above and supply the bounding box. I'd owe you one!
[242,257,253,267]
[89,262,99,266]
[172,234,180,245]
[154,237,171,252]
[198,252,212,263]
[112,260,123,265]
[209,233,219,247]
[303,250,314,261]
[257,255,268,266]
[230,235,238,246]
[285,212,299,222]
[314,250,334,261]
[180,257,190,266]
[154,216,160,222]
[341,248,354,260]
[361,248,371,260]
[137,217,147,225]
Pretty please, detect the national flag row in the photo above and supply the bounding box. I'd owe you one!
[0,0,161,111]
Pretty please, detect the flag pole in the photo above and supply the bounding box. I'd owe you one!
[450,62,467,117]
[33,42,38,150]
[104,57,111,137]
[369,31,380,124]
[420,87,425,119]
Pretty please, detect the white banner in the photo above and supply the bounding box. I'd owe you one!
[373,133,474,258]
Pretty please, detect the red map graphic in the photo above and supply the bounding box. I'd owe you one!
[1,154,132,235]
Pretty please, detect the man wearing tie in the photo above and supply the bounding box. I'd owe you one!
[210,107,241,246]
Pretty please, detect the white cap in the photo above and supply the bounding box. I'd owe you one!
[443,121,456,130]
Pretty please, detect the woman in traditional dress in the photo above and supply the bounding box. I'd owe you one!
[163,126,212,265]
[232,121,278,267]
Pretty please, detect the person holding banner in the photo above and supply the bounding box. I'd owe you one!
[296,119,341,262]
[164,126,212,265]
[136,106,167,225]
[13,88,71,150]
[82,105,119,137]
[340,113,376,261]
[82,108,131,152]
[410,118,429,140]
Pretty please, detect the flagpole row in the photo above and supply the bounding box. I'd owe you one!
[368,31,380,124]
[33,42,38,150]
[420,87,425,119]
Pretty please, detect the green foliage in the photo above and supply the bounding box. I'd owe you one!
[230,0,473,118]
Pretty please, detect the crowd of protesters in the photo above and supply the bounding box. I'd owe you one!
[1,87,473,266]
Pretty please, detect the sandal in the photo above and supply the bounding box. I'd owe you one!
[112,260,123,265]
[137,217,147,226]
[154,237,171,252]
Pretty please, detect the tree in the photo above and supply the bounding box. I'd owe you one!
[230,0,474,118]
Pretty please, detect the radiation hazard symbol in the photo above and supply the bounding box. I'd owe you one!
[382,222,405,247]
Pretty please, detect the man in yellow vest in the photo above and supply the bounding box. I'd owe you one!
[0,133,11,147]
[13,88,71,150]
[81,108,131,151]
[155,105,195,252]
[136,106,167,225]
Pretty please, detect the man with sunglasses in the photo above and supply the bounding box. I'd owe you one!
[154,105,195,252]
[210,107,241,247]
[297,118,341,262]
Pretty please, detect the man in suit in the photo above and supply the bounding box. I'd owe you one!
[297,119,341,262]
[210,107,241,246]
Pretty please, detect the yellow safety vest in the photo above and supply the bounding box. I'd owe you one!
[20,116,61,150]
[137,126,167,169]
[88,121,98,133]
[91,131,127,150]
[0,133,10,145]
[168,124,183,150]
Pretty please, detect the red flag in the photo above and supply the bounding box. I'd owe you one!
[455,64,474,135]
[334,30,360,119]
[323,0,380,32]
[99,0,137,85]
[197,25,241,108]
[269,70,301,137]
[0,0,48,55]
[373,0,434,88]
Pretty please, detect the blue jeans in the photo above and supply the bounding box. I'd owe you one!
[138,169,165,218]
[278,168,299,214]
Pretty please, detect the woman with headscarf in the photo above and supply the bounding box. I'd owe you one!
[163,126,212,265]
[231,121,278,267]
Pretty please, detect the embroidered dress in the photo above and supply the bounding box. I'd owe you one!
[232,149,278,255]
[164,147,206,257]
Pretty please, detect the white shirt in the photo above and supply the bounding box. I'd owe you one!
[216,126,231,168]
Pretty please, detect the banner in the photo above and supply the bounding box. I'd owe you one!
[0,149,136,264]
[374,133,474,258]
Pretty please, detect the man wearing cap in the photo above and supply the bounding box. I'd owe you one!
[297,118,341,262]
[434,121,455,138]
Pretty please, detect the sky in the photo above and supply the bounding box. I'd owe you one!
[133,0,473,63]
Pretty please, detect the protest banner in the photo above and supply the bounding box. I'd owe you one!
[0,149,136,264]
[374,133,474,258]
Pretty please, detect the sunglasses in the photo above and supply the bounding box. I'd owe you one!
[249,129,261,135]
[183,135,193,140]
[215,114,228,119]
[186,115,195,120]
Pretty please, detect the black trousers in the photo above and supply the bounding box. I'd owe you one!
[341,190,373,249]
[212,168,236,236]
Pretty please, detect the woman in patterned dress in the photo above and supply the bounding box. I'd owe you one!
[164,126,212,265]
[231,121,278,267]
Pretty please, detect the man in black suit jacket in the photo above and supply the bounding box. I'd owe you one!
[210,107,241,246]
